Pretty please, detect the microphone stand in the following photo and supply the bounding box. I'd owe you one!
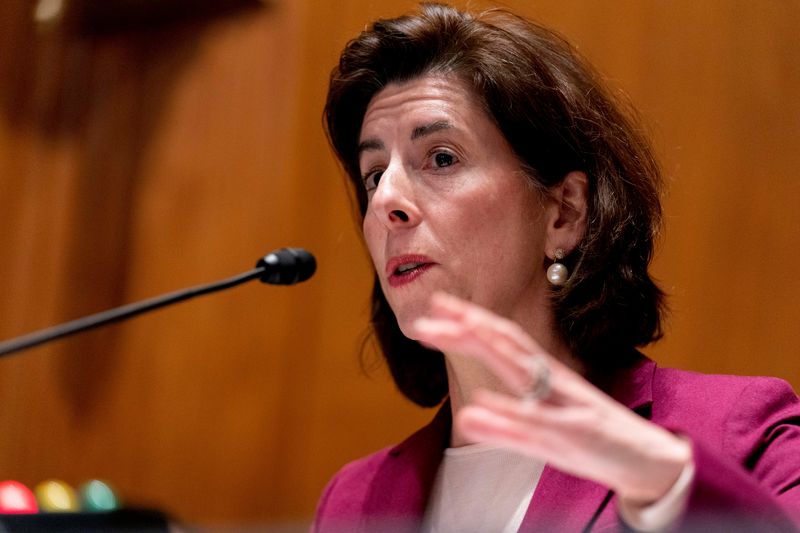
[0,268,263,358]
[0,247,316,358]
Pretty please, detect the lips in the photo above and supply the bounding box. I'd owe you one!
[386,254,435,287]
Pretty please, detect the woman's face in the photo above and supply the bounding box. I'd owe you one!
[359,75,553,338]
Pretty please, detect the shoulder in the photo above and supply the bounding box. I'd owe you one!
[651,365,800,463]
[323,445,397,505]
[651,366,798,419]
[647,367,800,524]
[313,404,452,531]
[312,444,396,530]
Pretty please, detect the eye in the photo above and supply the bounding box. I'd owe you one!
[361,169,384,192]
[426,149,459,171]
[434,152,456,168]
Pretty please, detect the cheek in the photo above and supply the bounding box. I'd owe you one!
[450,188,544,266]
[438,189,507,244]
[361,213,383,266]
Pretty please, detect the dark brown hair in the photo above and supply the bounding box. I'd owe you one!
[325,3,666,407]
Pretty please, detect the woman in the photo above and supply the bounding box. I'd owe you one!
[315,4,800,532]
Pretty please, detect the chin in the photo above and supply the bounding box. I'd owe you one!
[394,313,419,340]
[394,318,439,351]
[389,302,427,339]
[381,283,437,338]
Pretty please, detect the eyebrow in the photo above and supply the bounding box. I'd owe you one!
[357,138,384,157]
[357,120,455,158]
[411,120,454,140]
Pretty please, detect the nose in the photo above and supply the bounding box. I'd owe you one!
[368,164,420,228]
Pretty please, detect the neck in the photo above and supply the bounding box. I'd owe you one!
[445,326,582,448]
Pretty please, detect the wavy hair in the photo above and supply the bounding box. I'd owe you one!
[325,3,666,407]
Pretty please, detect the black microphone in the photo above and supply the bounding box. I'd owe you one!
[256,247,316,285]
[0,247,316,358]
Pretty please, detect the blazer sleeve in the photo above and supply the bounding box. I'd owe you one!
[310,473,338,533]
[681,377,800,531]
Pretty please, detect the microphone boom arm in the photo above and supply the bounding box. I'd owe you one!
[0,268,264,358]
[0,247,316,358]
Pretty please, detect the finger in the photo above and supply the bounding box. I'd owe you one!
[461,392,693,500]
[426,295,547,383]
[413,317,493,358]
[428,293,579,385]
[421,293,598,405]
[428,292,542,355]
[413,316,536,395]
[416,312,570,403]
[457,405,622,490]
[456,404,564,459]
[472,388,568,422]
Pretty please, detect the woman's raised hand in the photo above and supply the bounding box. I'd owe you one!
[412,292,692,506]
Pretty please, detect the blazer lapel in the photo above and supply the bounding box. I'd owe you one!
[362,402,452,532]
[520,356,657,532]
[360,357,659,532]
[519,467,614,532]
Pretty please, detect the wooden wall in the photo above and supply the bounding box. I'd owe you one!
[1,0,798,528]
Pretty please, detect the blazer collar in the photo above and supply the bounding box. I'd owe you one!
[362,401,451,531]
[520,354,658,531]
[363,355,658,532]
[598,354,656,412]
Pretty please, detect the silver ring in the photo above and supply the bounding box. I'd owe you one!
[523,355,551,401]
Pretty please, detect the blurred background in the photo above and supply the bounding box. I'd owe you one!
[0,0,798,529]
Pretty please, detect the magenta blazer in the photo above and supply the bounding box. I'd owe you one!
[313,358,800,532]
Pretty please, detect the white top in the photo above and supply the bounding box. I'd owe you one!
[423,443,694,533]
[423,443,544,533]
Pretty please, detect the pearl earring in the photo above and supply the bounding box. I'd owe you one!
[547,248,569,286]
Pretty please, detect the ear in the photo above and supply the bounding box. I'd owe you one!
[544,171,588,258]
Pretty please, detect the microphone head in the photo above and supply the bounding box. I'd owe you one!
[256,248,316,285]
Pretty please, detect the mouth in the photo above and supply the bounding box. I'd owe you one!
[386,255,435,287]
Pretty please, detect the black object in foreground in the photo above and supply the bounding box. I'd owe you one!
[0,508,169,532]
[0,247,316,358]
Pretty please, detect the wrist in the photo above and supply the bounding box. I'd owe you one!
[619,433,693,505]
[618,458,696,531]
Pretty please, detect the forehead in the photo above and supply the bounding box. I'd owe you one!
[360,75,489,140]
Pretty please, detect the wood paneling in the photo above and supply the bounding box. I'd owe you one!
[1,0,798,527]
